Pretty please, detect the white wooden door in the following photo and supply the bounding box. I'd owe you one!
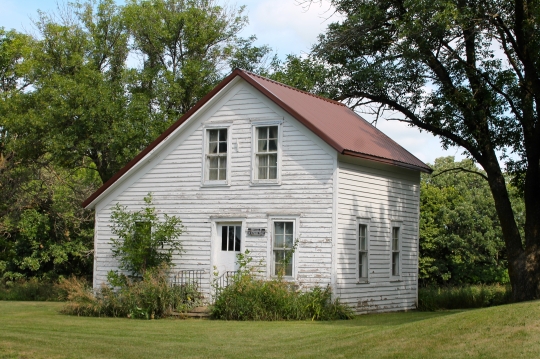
[214,223,242,276]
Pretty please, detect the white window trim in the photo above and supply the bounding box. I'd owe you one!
[390,221,403,280]
[201,122,232,187]
[356,217,371,283]
[267,215,299,280]
[250,119,283,186]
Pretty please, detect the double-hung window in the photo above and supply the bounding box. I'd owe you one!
[358,223,368,280]
[255,125,278,181]
[272,221,294,277]
[205,128,228,182]
[391,226,400,276]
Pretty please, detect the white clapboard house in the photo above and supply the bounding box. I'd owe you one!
[83,69,431,313]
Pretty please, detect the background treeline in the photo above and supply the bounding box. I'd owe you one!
[0,0,326,282]
[0,0,523,288]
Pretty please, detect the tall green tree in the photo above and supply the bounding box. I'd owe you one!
[123,0,249,123]
[419,157,524,286]
[313,0,540,301]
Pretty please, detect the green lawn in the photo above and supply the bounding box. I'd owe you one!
[1,301,539,359]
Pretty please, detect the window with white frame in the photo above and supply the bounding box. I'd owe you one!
[272,221,294,277]
[206,128,227,181]
[358,223,368,280]
[255,126,278,180]
[391,226,400,276]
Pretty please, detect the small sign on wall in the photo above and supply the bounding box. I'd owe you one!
[247,228,266,236]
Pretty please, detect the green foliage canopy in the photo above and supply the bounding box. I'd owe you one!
[313,0,539,301]
[419,157,524,286]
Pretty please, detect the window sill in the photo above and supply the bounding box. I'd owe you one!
[201,182,230,188]
[389,279,403,283]
[356,280,370,284]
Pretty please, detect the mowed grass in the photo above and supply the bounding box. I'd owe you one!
[1,301,539,359]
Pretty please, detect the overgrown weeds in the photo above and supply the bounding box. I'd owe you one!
[0,278,63,301]
[60,266,203,319]
[212,272,353,321]
[417,284,512,311]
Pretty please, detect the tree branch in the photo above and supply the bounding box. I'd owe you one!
[431,166,489,181]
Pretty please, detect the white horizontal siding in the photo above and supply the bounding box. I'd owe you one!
[336,156,420,313]
[93,84,335,298]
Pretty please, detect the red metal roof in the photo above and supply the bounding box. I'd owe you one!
[83,69,431,208]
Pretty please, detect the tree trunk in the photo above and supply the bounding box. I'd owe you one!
[484,154,540,301]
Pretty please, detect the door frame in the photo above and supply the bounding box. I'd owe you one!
[210,217,246,278]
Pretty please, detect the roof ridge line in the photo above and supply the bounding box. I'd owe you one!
[240,69,347,108]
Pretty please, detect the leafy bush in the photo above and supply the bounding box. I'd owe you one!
[0,278,62,301]
[60,266,203,319]
[212,272,353,321]
[417,284,512,311]
[110,194,184,277]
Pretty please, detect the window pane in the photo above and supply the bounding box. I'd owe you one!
[285,234,293,248]
[219,169,226,180]
[285,222,293,234]
[268,126,278,139]
[228,226,234,251]
[221,226,227,251]
[219,129,227,141]
[258,139,267,152]
[218,141,227,153]
[268,154,277,166]
[209,169,218,180]
[275,222,284,235]
[285,261,292,277]
[208,141,217,154]
[209,156,218,169]
[209,130,218,142]
[359,224,367,251]
[274,234,284,248]
[268,139,277,151]
[358,254,364,278]
[392,253,399,275]
[274,250,285,276]
[269,166,277,179]
[258,165,267,179]
[258,154,268,167]
[392,227,399,250]
[257,126,267,140]
[234,226,241,251]
[219,156,227,168]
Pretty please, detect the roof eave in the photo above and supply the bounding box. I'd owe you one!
[342,150,433,174]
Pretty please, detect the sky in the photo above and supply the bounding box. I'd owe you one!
[0,0,468,165]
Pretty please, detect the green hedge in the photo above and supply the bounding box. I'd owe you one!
[418,284,512,311]
[212,273,354,321]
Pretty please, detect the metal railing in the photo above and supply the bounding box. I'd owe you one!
[172,270,205,288]
[213,270,238,298]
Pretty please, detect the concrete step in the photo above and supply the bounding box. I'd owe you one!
[171,306,211,319]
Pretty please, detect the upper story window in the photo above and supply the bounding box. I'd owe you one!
[204,127,229,184]
[255,126,278,180]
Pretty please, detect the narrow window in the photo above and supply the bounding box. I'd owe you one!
[255,126,278,180]
[392,227,400,276]
[221,225,241,252]
[207,128,227,181]
[273,221,294,276]
[358,224,368,279]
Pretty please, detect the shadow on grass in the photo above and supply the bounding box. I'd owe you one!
[318,309,464,328]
